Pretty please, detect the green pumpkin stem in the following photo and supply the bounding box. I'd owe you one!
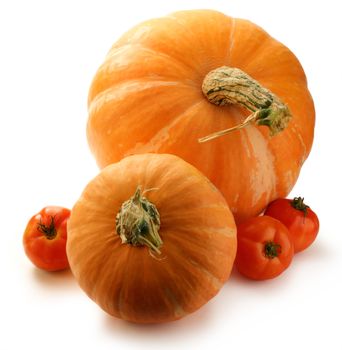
[199,66,292,142]
[116,186,162,255]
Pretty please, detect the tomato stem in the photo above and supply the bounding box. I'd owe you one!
[291,197,309,216]
[37,215,57,240]
[264,241,281,259]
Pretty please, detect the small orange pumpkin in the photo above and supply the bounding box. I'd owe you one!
[87,9,315,223]
[67,154,236,323]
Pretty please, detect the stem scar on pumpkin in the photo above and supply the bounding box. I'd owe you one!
[115,186,163,255]
[199,66,292,142]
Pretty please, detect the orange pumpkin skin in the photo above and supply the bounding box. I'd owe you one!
[67,154,236,323]
[87,9,315,223]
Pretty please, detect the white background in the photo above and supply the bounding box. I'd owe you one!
[1,0,341,349]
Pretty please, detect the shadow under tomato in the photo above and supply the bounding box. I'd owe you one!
[227,238,331,295]
[31,267,78,291]
[226,262,296,295]
[293,239,330,262]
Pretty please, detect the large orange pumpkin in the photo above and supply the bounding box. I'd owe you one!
[67,153,236,323]
[87,9,315,223]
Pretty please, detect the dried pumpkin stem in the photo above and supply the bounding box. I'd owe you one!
[116,186,162,254]
[199,66,292,142]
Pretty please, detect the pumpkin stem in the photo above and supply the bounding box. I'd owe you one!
[116,186,162,254]
[199,66,292,142]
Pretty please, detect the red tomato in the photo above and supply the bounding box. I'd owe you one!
[23,206,70,271]
[264,197,319,253]
[235,216,294,280]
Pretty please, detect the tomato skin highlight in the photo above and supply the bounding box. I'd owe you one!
[264,198,319,253]
[235,216,294,280]
[23,206,70,271]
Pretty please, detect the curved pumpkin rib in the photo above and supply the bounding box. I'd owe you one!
[160,223,235,257]
[162,286,187,320]
[163,238,228,310]
[112,250,178,322]
[163,229,234,281]
[238,125,277,207]
[161,205,235,234]
[268,81,314,154]
[93,243,128,316]
[87,80,200,167]
[88,79,185,116]
[167,10,235,73]
[70,232,120,297]
[228,18,273,69]
[247,80,314,196]
[110,17,207,75]
[242,38,307,83]
[121,99,204,156]
[144,244,217,315]
[227,18,308,123]
[143,163,225,213]
[88,44,199,103]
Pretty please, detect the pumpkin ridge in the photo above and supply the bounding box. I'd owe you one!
[174,226,236,237]
[117,249,137,320]
[110,15,209,75]
[289,122,307,161]
[131,43,202,77]
[243,126,277,206]
[163,287,187,319]
[115,20,204,76]
[164,240,227,300]
[117,44,201,85]
[241,36,273,71]
[88,45,199,103]
[122,99,204,155]
[187,258,223,290]
[159,252,213,310]
[226,17,236,64]
[239,37,307,83]
[230,19,273,70]
[164,230,234,266]
[167,10,235,74]
[88,79,185,115]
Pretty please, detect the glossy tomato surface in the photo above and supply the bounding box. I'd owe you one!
[23,206,70,271]
[264,197,319,253]
[235,216,294,280]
